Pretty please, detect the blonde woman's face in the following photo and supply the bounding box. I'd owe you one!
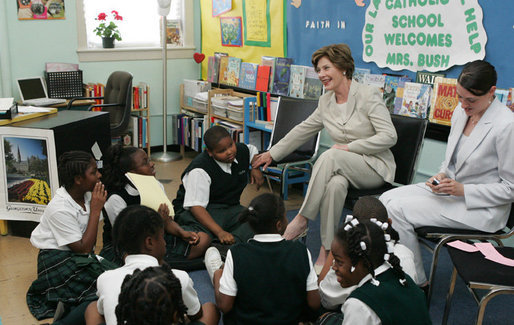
[316,56,346,91]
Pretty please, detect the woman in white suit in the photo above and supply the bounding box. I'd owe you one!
[380,60,514,288]
[253,44,397,269]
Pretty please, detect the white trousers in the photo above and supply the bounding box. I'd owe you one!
[299,148,384,248]
[380,184,478,284]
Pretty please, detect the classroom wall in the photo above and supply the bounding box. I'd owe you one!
[2,0,203,148]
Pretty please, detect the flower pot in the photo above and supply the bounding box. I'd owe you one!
[102,37,115,48]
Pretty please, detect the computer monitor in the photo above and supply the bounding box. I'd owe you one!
[17,77,49,101]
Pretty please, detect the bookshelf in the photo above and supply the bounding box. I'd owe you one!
[130,83,151,155]
[179,84,256,154]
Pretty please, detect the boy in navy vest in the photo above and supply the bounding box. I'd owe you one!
[173,126,264,248]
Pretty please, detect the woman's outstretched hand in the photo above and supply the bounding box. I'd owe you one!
[252,151,273,170]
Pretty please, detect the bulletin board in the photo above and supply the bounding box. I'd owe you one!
[200,0,286,79]
[286,0,514,88]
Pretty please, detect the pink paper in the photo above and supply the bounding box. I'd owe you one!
[447,240,479,252]
[474,242,514,267]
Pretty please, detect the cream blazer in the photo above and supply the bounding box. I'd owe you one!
[269,81,397,183]
[438,99,514,232]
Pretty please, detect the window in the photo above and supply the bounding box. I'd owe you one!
[76,0,195,61]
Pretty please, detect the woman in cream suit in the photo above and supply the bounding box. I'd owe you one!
[253,44,397,269]
[380,60,514,287]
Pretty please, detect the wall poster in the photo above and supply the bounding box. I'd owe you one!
[17,0,65,20]
[243,0,270,47]
[0,127,58,222]
[220,16,243,47]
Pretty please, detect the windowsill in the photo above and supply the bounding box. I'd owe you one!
[77,46,196,62]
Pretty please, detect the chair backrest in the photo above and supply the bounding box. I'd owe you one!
[389,115,428,185]
[103,71,133,136]
[268,96,320,164]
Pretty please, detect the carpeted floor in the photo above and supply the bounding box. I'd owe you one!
[188,209,514,324]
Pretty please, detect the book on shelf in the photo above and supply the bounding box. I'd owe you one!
[218,56,230,85]
[272,57,293,96]
[391,76,412,115]
[495,88,510,105]
[288,65,307,98]
[207,56,219,83]
[238,62,258,90]
[383,75,402,114]
[225,57,242,87]
[255,65,271,92]
[303,66,323,99]
[429,77,459,126]
[397,82,432,119]
[415,71,446,85]
[212,118,243,142]
[353,67,371,83]
[507,88,514,112]
[363,74,386,93]
[261,56,276,93]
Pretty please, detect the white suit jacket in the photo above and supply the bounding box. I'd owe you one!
[439,98,514,231]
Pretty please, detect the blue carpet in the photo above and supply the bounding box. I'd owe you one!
[188,209,513,324]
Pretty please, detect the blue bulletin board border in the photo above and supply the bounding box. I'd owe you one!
[242,0,271,47]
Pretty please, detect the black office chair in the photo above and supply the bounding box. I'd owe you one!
[66,71,133,137]
[441,226,514,325]
[343,114,428,210]
[416,202,514,306]
[263,96,320,199]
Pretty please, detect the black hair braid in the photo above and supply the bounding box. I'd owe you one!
[386,226,400,243]
[387,252,408,287]
[103,144,139,193]
[238,193,285,234]
[116,265,187,325]
[57,151,93,190]
[112,205,164,258]
[346,224,377,279]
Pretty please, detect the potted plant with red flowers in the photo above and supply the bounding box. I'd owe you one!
[94,10,123,48]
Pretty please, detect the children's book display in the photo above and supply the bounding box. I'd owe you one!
[238,62,258,90]
[225,57,242,87]
[398,82,432,119]
[271,57,293,96]
[429,77,459,126]
[218,56,230,85]
[303,67,323,99]
[288,65,307,98]
[261,56,276,93]
[255,65,271,92]
[353,68,371,83]
[363,74,386,93]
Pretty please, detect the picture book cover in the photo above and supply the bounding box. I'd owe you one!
[353,67,371,83]
[429,77,459,126]
[495,88,510,105]
[225,57,242,87]
[218,56,230,85]
[261,56,276,93]
[288,65,307,98]
[392,76,412,115]
[272,57,293,96]
[220,16,243,47]
[207,56,219,83]
[364,74,385,93]
[398,82,432,119]
[383,75,400,114]
[166,19,182,46]
[303,66,323,99]
[238,62,258,90]
[255,65,271,92]
[416,71,446,85]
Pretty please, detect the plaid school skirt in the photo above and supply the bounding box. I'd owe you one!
[26,249,117,320]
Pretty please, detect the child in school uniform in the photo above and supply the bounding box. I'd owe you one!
[116,265,215,325]
[92,205,219,325]
[205,193,320,325]
[323,219,431,325]
[101,144,209,267]
[318,196,420,311]
[173,125,264,247]
[27,151,116,321]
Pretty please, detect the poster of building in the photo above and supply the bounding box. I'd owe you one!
[0,127,58,222]
[17,0,65,20]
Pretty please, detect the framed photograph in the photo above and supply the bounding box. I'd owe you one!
[0,127,58,222]
[17,0,66,20]
[220,16,243,47]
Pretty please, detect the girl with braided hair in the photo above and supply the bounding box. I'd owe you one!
[101,143,210,268]
[325,220,430,325]
[204,193,320,325]
[318,196,421,312]
[92,205,219,325]
[27,151,117,321]
[115,265,189,325]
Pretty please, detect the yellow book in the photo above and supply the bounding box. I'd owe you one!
[125,173,175,217]
[429,77,459,126]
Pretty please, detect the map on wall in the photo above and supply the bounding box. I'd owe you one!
[17,0,65,20]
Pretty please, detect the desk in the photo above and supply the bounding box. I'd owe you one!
[52,99,96,111]
[0,108,58,126]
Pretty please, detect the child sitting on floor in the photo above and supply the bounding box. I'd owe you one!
[205,193,320,325]
[27,151,116,321]
[91,205,218,325]
[318,196,420,311]
[320,219,431,325]
[101,144,209,267]
[173,126,264,248]
[116,264,217,325]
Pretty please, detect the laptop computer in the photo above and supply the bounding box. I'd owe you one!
[17,77,66,106]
